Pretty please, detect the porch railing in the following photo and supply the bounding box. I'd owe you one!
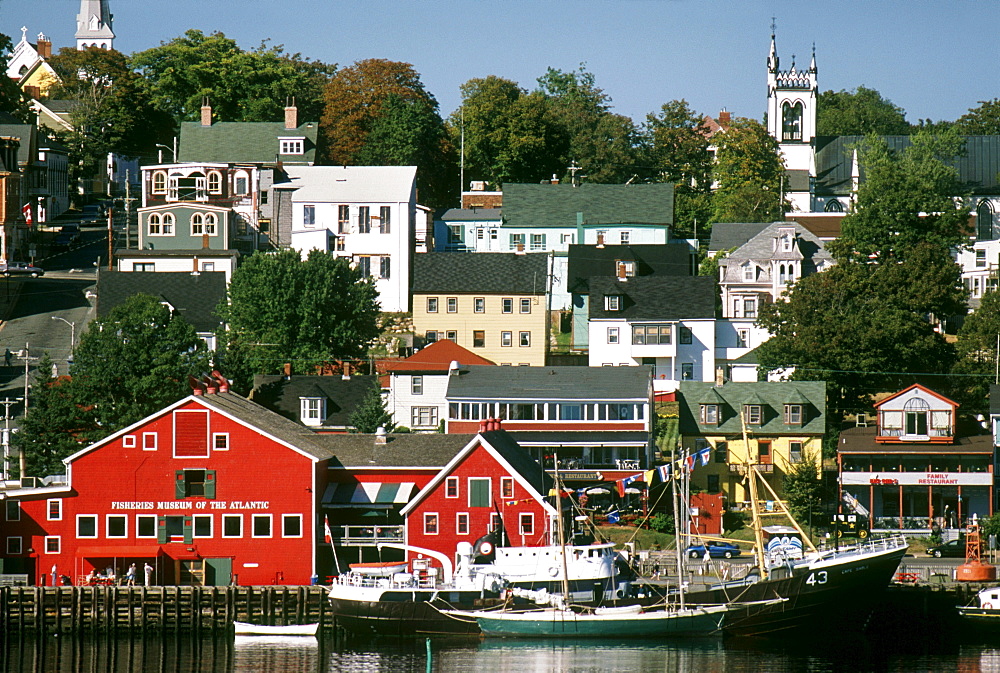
[331,525,404,546]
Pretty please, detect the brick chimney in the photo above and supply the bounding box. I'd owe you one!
[201,98,212,127]
[718,109,731,127]
[284,98,298,129]
[23,85,40,100]
[36,34,51,59]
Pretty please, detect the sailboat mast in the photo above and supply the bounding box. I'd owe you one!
[672,449,686,609]
[741,410,767,577]
[553,454,571,602]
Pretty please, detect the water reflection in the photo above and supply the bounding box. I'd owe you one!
[4,631,1000,673]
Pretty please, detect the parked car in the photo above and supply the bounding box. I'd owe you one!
[0,262,44,277]
[79,204,103,226]
[686,542,743,559]
[927,539,966,558]
[53,232,78,248]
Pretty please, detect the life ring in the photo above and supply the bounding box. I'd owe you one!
[985,602,993,610]
[548,566,560,578]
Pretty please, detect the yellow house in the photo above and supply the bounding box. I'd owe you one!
[411,252,550,366]
[678,381,826,506]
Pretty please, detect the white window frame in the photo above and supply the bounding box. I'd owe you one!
[456,512,470,536]
[136,514,157,538]
[607,327,619,344]
[445,476,459,499]
[700,404,719,424]
[300,397,324,426]
[519,512,535,536]
[143,433,157,451]
[785,404,803,425]
[279,137,304,155]
[213,433,229,451]
[620,230,630,245]
[502,298,513,314]
[411,406,438,428]
[520,298,531,314]
[44,536,60,554]
[427,297,438,313]
[106,514,128,539]
[152,171,167,194]
[251,513,273,539]
[207,170,222,194]
[222,514,243,538]
[303,204,316,227]
[282,513,303,538]
[423,512,439,535]
[123,435,136,448]
[47,499,62,521]
[743,264,754,282]
[447,297,458,313]
[501,476,514,500]
[77,514,98,539]
[193,514,213,538]
[519,331,531,347]
[501,331,512,347]
[411,375,423,395]
[474,297,485,313]
[605,295,621,311]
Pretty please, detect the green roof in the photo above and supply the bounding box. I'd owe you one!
[677,382,827,436]
[179,121,319,164]
[502,183,674,228]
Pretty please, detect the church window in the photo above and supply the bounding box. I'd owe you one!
[781,102,803,141]
[977,201,995,241]
[825,200,843,212]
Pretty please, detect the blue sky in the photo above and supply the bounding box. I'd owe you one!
[4,0,998,126]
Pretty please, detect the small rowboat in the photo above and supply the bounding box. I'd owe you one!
[348,561,408,577]
[233,621,319,636]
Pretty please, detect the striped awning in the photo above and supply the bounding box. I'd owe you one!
[321,482,415,508]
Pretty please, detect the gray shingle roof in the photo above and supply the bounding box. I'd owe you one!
[446,364,651,401]
[96,271,226,333]
[411,252,549,294]
[677,382,827,435]
[197,392,333,460]
[502,183,674,228]
[251,375,379,428]
[480,429,553,496]
[708,223,770,254]
[565,243,695,294]
[437,208,503,222]
[838,425,993,454]
[815,135,1000,197]
[588,276,717,321]
[179,121,318,164]
[314,433,475,468]
[718,222,833,284]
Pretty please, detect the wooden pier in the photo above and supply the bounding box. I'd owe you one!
[0,585,333,634]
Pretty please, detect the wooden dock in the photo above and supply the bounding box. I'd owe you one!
[0,585,333,633]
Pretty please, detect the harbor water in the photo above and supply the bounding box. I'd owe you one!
[7,631,1000,673]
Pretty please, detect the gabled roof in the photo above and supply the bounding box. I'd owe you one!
[251,375,379,428]
[502,183,674,228]
[66,392,334,465]
[384,339,495,373]
[874,384,958,410]
[565,243,695,294]
[399,430,557,517]
[315,433,475,468]
[280,166,416,203]
[718,221,833,283]
[588,276,717,321]
[179,121,319,165]
[96,271,226,333]
[0,120,37,166]
[446,365,651,401]
[814,135,1000,196]
[412,252,549,295]
[677,381,827,435]
[838,426,992,454]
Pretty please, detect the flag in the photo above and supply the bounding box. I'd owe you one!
[616,479,626,497]
[699,447,711,466]
[323,516,332,544]
[686,455,695,472]
[657,463,672,482]
[644,469,656,485]
[21,203,31,226]
[607,508,620,524]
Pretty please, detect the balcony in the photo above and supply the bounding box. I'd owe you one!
[332,525,404,546]
[729,464,774,475]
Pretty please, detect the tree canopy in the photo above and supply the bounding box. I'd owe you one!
[348,381,396,433]
[0,33,30,120]
[952,289,1000,410]
[218,249,382,393]
[955,98,1000,135]
[711,118,787,224]
[318,59,456,207]
[130,30,335,125]
[817,86,910,136]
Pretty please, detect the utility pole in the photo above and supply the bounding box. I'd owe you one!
[19,343,37,478]
[0,397,22,481]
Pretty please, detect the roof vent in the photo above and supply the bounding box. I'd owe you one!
[375,426,387,445]
[449,360,461,376]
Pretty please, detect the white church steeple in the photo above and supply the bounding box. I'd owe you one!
[75,0,114,51]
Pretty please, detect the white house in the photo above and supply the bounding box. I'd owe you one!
[274,166,423,313]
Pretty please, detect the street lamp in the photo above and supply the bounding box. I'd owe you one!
[50,316,75,363]
[156,138,177,163]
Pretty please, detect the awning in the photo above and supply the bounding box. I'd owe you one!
[76,546,162,558]
[322,482,415,508]
[160,546,202,560]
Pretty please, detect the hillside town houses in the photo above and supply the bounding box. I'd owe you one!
[5,1,1000,590]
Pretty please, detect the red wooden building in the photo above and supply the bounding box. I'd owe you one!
[1,379,332,586]
[401,425,558,569]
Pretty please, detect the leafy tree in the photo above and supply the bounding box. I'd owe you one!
[535,65,638,184]
[0,33,30,119]
[449,75,567,186]
[955,99,1000,135]
[711,118,787,224]
[828,131,970,263]
[952,289,1000,409]
[130,30,335,125]
[218,249,382,393]
[816,87,910,136]
[70,294,211,431]
[783,456,823,527]
[47,47,171,190]
[14,355,90,479]
[318,59,455,207]
[640,100,714,237]
[348,382,395,433]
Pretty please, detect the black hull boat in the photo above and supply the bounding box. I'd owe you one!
[684,535,908,637]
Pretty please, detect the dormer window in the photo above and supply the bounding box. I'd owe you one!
[744,404,763,425]
[784,404,803,425]
[300,397,324,426]
[152,171,167,194]
[280,138,304,155]
[743,264,755,282]
[169,172,206,201]
[207,171,222,194]
[700,404,719,424]
[616,260,636,278]
[605,295,622,311]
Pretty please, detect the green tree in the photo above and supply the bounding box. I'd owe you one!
[640,100,714,237]
[219,249,382,393]
[535,65,638,184]
[783,456,823,528]
[318,59,455,207]
[711,118,787,223]
[955,99,1000,135]
[0,33,30,119]
[816,87,910,136]
[449,75,567,186]
[130,30,335,125]
[348,382,395,433]
[952,289,1000,409]
[70,294,211,432]
[14,354,91,479]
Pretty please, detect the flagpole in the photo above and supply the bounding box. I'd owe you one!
[325,515,342,575]
[671,461,685,610]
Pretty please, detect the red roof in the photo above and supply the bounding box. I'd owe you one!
[384,340,495,373]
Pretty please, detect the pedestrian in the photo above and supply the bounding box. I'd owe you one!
[701,548,711,575]
[144,562,153,587]
[125,563,136,586]
[4,349,11,367]
[50,564,57,587]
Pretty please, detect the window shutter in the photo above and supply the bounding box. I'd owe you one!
[175,471,186,498]
[184,516,193,544]
[205,470,216,499]
[157,517,167,544]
